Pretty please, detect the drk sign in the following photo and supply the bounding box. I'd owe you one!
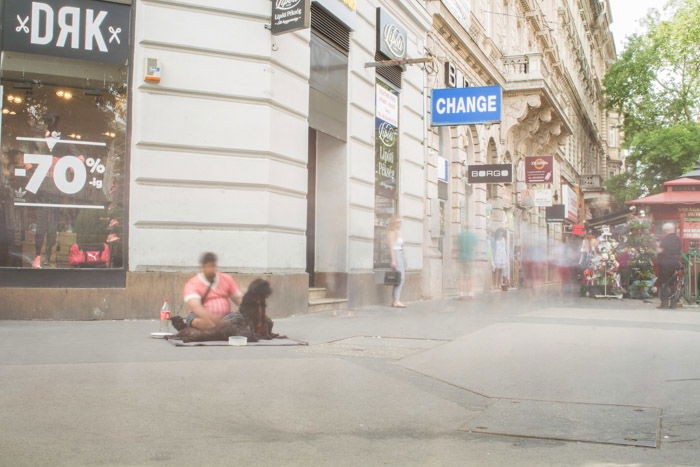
[431,86,502,126]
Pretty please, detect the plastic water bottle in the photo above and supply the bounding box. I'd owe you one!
[159,299,171,332]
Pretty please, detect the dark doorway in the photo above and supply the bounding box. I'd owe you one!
[306,128,317,286]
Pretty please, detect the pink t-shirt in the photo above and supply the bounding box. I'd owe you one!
[183,273,242,318]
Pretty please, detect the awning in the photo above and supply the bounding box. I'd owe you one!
[585,208,634,228]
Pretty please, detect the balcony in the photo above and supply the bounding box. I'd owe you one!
[581,174,604,191]
[502,53,546,83]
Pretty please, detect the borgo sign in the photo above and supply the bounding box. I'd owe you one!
[431,86,502,126]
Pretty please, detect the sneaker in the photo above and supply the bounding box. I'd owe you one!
[32,256,42,269]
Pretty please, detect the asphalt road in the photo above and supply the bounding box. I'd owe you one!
[2,287,700,466]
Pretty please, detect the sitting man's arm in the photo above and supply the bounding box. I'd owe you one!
[186,298,220,329]
[232,291,243,306]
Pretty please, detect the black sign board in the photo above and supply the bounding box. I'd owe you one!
[376,8,407,61]
[546,204,566,222]
[467,164,512,184]
[271,0,310,35]
[2,0,131,65]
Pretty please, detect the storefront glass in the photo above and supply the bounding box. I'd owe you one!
[0,0,130,270]
[374,79,399,269]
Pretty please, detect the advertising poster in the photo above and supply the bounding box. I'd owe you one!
[533,188,553,207]
[525,156,553,184]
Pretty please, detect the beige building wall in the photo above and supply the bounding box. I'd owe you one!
[422,0,619,298]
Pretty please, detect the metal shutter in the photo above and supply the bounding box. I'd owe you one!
[311,3,350,55]
[375,52,402,89]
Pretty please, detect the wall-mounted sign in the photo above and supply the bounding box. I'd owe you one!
[546,204,565,223]
[375,83,398,127]
[375,80,399,198]
[444,62,469,88]
[533,188,553,207]
[272,0,310,35]
[467,164,512,184]
[562,184,578,222]
[376,8,407,61]
[525,156,553,184]
[2,0,131,65]
[431,86,502,126]
[571,224,586,235]
[683,219,700,239]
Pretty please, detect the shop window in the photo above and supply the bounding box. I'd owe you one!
[0,0,130,271]
[0,56,128,270]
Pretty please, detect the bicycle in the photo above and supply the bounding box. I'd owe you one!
[669,266,685,308]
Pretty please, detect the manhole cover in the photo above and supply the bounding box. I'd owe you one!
[462,399,660,448]
[297,336,448,360]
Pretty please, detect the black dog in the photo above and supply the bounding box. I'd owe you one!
[239,278,285,340]
[171,313,256,343]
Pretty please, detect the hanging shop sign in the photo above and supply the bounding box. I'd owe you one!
[467,164,512,184]
[375,80,399,198]
[2,0,131,65]
[525,156,553,184]
[271,0,311,35]
[431,86,502,126]
[562,184,578,222]
[376,8,407,61]
[533,188,553,207]
[546,204,565,223]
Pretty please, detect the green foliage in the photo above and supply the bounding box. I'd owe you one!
[604,0,700,205]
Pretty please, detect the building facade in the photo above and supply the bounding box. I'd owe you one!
[0,0,620,319]
[0,0,433,318]
[420,0,620,298]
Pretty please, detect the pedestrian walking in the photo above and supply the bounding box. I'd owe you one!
[458,226,478,299]
[387,216,407,308]
[492,228,509,290]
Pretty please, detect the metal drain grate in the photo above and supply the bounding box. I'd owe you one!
[462,399,661,448]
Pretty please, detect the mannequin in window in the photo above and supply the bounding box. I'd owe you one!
[32,113,62,268]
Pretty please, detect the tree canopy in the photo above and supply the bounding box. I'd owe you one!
[604,0,700,205]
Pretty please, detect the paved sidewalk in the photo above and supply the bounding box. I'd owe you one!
[2,288,700,466]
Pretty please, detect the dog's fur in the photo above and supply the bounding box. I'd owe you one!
[171,313,256,343]
[239,278,285,340]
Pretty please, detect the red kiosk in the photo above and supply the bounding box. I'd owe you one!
[626,162,700,255]
[627,163,700,302]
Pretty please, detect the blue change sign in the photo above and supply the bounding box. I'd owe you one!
[431,86,502,126]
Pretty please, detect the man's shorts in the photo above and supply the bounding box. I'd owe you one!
[184,312,241,327]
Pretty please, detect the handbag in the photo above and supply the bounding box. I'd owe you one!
[68,243,111,267]
[384,270,401,286]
